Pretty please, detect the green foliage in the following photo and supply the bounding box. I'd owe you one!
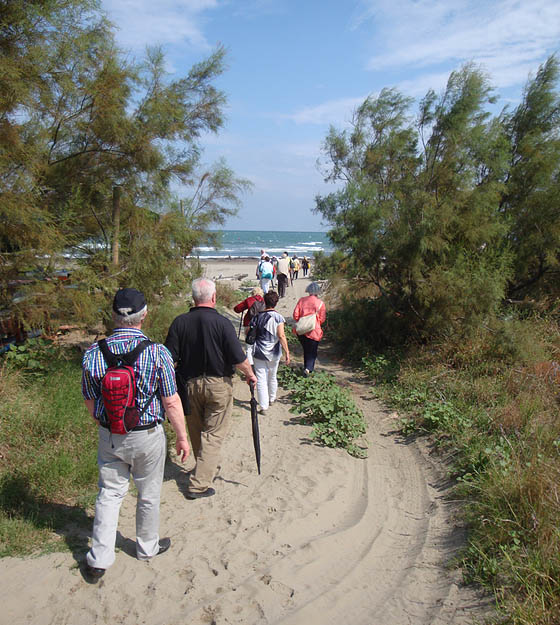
[177,157,253,237]
[0,349,98,556]
[311,250,346,280]
[325,295,410,353]
[2,338,58,375]
[278,366,367,457]
[366,313,560,623]
[143,299,190,344]
[215,282,245,310]
[502,56,560,299]
[0,2,251,332]
[316,57,560,343]
[361,353,399,383]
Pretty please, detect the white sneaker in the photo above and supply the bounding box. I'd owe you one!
[259,408,268,415]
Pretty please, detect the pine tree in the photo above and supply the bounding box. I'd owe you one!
[1,1,249,329]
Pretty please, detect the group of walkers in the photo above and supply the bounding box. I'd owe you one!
[81,280,256,582]
[234,277,326,415]
[255,251,311,297]
[80,262,325,583]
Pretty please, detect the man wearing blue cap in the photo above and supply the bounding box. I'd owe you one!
[81,288,190,582]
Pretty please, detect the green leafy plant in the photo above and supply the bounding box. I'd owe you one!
[278,367,367,457]
[2,338,58,376]
[361,353,400,383]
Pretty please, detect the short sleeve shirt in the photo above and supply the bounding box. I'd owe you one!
[165,307,246,380]
[253,311,285,362]
[81,328,177,425]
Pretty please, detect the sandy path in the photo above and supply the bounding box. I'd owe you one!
[0,261,493,624]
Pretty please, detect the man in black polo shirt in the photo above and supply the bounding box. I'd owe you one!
[165,278,257,499]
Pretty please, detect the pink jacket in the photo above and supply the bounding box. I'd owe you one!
[293,295,326,341]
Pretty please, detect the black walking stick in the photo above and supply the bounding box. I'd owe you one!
[249,381,261,474]
[237,311,244,338]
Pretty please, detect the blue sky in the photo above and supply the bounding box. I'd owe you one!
[101,0,560,232]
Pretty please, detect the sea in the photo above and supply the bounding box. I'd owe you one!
[192,230,333,259]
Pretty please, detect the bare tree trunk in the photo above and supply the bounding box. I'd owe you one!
[112,185,121,267]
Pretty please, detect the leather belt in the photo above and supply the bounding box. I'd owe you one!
[100,421,159,432]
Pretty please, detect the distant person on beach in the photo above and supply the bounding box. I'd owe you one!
[81,288,190,582]
[302,256,310,277]
[165,278,257,500]
[252,291,290,414]
[270,256,278,290]
[256,255,274,294]
[276,252,290,298]
[292,255,300,280]
[288,254,295,285]
[233,286,265,365]
[293,282,326,376]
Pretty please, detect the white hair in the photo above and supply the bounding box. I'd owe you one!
[306,282,321,295]
[112,305,147,327]
[192,277,216,304]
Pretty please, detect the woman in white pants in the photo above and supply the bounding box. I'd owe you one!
[252,291,290,414]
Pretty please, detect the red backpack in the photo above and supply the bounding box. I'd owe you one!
[98,339,157,434]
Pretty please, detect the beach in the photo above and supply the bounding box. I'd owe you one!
[202,257,264,286]
[0,261,492,625]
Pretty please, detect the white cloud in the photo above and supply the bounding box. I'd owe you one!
[396,71,452,98]
[359,0,560,88]
[284,96,367,126]
[101,0,220,51]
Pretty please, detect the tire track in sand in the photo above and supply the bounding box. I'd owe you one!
[0,274,494,625]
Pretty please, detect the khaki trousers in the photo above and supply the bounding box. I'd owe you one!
[186,376,233,492]
[87,424,166,569]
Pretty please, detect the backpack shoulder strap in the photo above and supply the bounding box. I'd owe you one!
[120,339,153,366]
[99,338,152,367]
[259,311,271,327]
[250,310,265,328]
[98,338,118,368]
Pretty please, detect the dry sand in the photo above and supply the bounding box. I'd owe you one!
[0,260,494,625]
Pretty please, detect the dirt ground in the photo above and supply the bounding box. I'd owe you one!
[0,262,495,624]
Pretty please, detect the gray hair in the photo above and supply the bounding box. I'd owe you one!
[192,277,216,304]
[306,282,321,295]
[112,305,147,328]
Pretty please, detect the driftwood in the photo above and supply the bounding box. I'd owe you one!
[212,273,248,281]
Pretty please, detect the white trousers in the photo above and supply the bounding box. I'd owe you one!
[260,278,271,293]
[254,357,280,410]
[246,343,254,365]
[86,424,166,569]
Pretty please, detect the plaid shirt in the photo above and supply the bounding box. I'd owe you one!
[82,328,177,425]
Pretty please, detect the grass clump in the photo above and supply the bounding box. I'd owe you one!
[215,281,245,310]
[278,366,367,458]
[358,313,560,624]
[0,340,98,557]
[143,298,190,343]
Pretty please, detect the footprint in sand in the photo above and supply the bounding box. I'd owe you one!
[260,575,295,606]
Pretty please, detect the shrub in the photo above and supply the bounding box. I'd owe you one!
[0,349,98,556]
[215,281,245,310]
[143,299,189,343]
[364,312,560,623]
[278,366,367,457]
